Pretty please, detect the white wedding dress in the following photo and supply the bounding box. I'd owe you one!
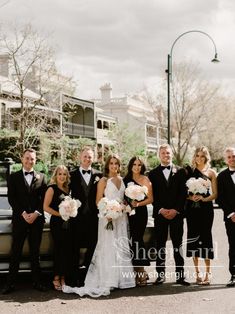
[62,177,135,297]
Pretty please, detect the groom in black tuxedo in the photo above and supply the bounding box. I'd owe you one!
[68,146,102,286]
[2,148,47,294]
[148,144,189,286]
[217,147,235,287]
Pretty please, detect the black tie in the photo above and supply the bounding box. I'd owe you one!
[229,170,235,175]
[160,165,171,170]
[82,169,91,175]
[25,171,34,176]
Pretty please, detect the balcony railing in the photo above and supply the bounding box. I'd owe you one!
[64,122,95,138]
[146,136,166,148]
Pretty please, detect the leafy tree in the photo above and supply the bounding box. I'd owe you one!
[0,23,75,154]
[107,123,147,168]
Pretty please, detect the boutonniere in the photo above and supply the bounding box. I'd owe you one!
[172,167,177,176]
[34,173,41,181]
[94,176,100,184]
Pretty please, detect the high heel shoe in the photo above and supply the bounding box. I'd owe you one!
[196,271,203,285]
[137,269,149,287]
[52,278,62,291]
[201,273,211,285]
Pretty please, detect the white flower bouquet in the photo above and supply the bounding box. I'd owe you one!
[59,196,81,227]
[124,182,148,214]
[97,197,127,230]
[186,177,210,208]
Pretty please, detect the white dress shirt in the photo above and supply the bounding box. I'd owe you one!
[80,166,92,185]
[23,168,34,186]
[161,164,172,181]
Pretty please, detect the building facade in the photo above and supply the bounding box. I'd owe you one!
[93,83,165,152]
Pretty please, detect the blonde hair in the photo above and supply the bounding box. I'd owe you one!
[80,146,94,154]
[50,165,70,189]
[158,143,172,157]
[224,147,235,157]
[192,146,211,169]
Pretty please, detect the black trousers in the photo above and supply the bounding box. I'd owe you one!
[7,217,44,285]
[65,215,98,286]
[154,214,185,278]
[225,220,235,276]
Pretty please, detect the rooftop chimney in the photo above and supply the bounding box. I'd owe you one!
[100,83,112,104]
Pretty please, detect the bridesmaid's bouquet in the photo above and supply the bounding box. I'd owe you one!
[186,177,210,208]
[97,197,128,230]
[59,196,81,228]
[124,182,148,215]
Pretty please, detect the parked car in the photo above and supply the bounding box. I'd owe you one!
[0,193,156,272]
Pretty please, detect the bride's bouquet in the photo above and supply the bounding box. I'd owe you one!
[97,197,128,230]
[186,177,210,208]
[124,182,148,215]
[59,196,81,227]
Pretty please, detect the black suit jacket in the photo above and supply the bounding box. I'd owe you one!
[69,168,102,220]
[217,168,235,221]
[148,165,187,218]
[7,170,47,222]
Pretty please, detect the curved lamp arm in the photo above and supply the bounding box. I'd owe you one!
[166,30,219,145]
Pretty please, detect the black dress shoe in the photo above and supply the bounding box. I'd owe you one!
[154,276,166,285]
[226,277,235,287]
[33,282,47,292]
[176,278,190,286]
[2,284,15,295]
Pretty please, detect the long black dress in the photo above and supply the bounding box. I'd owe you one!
[186,168,214,259]
[48,184,70,276]
[123,178,150,266]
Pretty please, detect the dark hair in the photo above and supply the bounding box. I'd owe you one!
[104,154,121,177]
[22,148,36,156]
[125,156,146,181]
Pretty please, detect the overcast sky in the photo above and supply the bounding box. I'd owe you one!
[0,0,234,99]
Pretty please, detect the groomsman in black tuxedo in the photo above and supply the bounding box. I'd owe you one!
[217,147,235,287]
[68,146,101,286]
[2,148,47,294]
[148,144,189,286]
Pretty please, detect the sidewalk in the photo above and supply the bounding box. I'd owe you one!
[0,208,234,314]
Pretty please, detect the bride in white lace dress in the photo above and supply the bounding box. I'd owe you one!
[62,155,135,297]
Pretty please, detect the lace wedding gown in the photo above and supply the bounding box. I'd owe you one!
[62,177,135,297]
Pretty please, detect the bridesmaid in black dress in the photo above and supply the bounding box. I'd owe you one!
[185,146,217,285]
[124,157,153,286]
[43,165,70,290]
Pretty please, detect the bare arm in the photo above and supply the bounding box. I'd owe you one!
[131,177,153,207]
[202,169,217,202]
[43,187,60,217]
[96,177,107,205]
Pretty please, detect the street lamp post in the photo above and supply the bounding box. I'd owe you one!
[166,30,219,145]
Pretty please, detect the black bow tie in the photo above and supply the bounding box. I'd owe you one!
[229,170,235,175]
[82,169,91,175]
[160,165,171,170]
[25,171,33,176]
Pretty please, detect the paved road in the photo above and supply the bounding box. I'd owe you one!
[0,209,234,314]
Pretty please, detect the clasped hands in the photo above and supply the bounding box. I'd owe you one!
[131,200,139,208]
[160,208,178,220]
[189,194,205,202]
[22,211,39,224]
